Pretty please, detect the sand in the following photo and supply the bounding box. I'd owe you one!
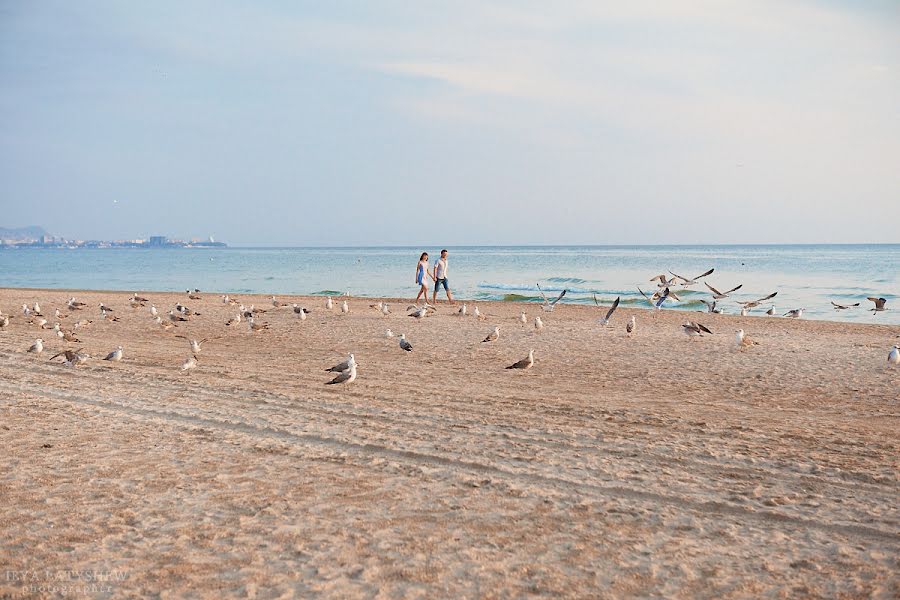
[0,288,898,599]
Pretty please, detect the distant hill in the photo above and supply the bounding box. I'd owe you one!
[0,225,49,240]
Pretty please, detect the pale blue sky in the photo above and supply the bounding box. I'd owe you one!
[1,1,898,245]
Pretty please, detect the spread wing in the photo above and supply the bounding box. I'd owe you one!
[604,297,620,321]
[694,268,714,280]
[704,282,723,296]
[550,289,567,306]
[697,323,713,334]
[755,291,777,303]
[536,283,549,304]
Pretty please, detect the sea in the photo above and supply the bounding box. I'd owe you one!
[1,245,897,324]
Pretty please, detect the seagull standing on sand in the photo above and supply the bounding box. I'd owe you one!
[225,313,242,327]
[594,295,620,326]
[519,312,527,326]
[181,355,198,371]
[506,349,534,370]
[103,346,124,362]
[149,304,158,317]
[474,306,485,320]
[381,303,390,316]
[385,329,394,338]
[740,307,748,316]
[326,362,357,385]
[0,315,9,328]
[326,354,356,373]
[22,304,31,317]
[408,305,433,319]
[735,329,758,351]
[341,300,350,314]
[783,308,804,319]
[247,317,269,332]
[626,316,635,337]
[399,334,413,352]
[682,321,713,339]
[457,303,467,316]
[766,306,776,316]
[325,297,334,310]
[534,316,544,331]
[28,338,44,353]
[33,302,42,315]
[888,345,899,366]
[482,326,500,343]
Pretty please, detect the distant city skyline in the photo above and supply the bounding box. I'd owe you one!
[1,2,898,245]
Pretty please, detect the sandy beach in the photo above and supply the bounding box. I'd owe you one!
[1,287,898,598]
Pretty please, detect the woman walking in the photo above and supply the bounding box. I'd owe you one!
[415,252,433,305]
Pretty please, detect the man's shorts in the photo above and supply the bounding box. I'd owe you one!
[434,278,449,292]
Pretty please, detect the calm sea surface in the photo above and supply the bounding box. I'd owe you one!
[1,245,897,323]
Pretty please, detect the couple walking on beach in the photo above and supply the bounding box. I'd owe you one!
[416,249,454,305]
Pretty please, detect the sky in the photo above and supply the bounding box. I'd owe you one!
[1,1,898,246]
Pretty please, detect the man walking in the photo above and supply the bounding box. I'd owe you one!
[433,249,454,304]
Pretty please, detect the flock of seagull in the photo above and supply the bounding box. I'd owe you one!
[2,272,897,383]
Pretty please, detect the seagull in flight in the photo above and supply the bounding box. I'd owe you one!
[638,286,680,309]
[536,284,566,312]
[738,292,778,310]
[650,273,678,288]
[867,297,888,313]
[669,268,714,286]
[830,301,860,310]
[506,349,534,370]
[705,282,743,299]
[593,295,620,325]
[176,336,213,354]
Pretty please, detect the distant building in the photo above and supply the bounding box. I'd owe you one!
[148,236,167,247]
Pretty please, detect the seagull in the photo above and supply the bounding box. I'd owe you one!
[341,300,350,314]
[22,304,31,317]
[518,312,527,326]
[131,293,149,303]
[149,304,158,317]
[61,330,80,343]
[593,295,620,325]
[73,319,92,330]
[176,336,211,354]
[181,355,198,371]
[831,301,860,311]
[156,316,176,330]
[682,321,713,339]
[54,308,63,320]
[506,349,535,370]
[457,303,467,316]
[325,297,334,310]
[399,334,413,352]
[271,296,287,308]
[738,292,778,309]
[735,329,758,351]
[669,268,714,287]
[705,282,742,299]
[474,306,485,320]
[168,310,189,323]
[98,302,113,313]
[49,348,90,367]
[766,305,776,316]
[385,329,394,338]
[381,303,390,316]
[326,362,357,385]
[32,317,48,328]
[740,307,748,316]
[700,299,723,314]
[536,284,567,312]
[482,326,500,343]
[650,273,678,288]
[67,297,87,311]
[28,338,44,353]
[225,313,242,327]
[292,304,311,315]
[326,354,356,373]
[103,346,124,362]
[888,345,899,366]
[33,302,42,315]
[783,308,804,319]
[187,291,202,300]
[626,315,635,337]
[0,315,9,328]
[867,297,888,313]
[408,305,434,319]
[534,316,544,331]
[247,317,269,332]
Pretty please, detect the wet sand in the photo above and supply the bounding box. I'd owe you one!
[1,288,898,598]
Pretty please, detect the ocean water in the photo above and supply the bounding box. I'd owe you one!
[1,245,897,323]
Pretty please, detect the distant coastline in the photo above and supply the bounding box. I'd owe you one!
[0,227,226,249]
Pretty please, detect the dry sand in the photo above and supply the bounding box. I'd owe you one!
[1,288,898,599]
